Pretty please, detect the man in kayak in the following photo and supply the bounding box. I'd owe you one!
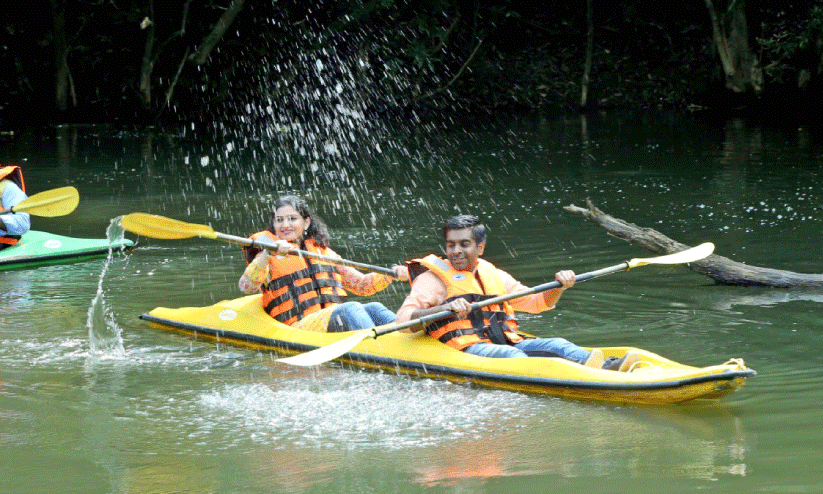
[396,214,639,371]
[0,165,30,250]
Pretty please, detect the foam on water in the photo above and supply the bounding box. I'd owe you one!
[198,370,555,451]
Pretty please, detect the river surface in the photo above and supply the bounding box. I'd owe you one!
[1,113,822,493]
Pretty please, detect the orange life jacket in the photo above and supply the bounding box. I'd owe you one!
[407,254,523,350]
[0,165,26,248]
[247,231,347,325]
[0,165,25,193]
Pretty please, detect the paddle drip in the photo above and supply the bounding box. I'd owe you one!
[85,218,130,357]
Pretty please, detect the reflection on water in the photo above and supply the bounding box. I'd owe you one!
[197,369,750,488]
[707,287,823,310]
[409,401,748,486]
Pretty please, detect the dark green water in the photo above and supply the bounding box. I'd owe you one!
[1,114,822,493]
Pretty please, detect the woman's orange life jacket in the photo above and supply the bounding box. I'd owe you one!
[407,254,523,350]
[245,231,348,325]
[0,165,26,248]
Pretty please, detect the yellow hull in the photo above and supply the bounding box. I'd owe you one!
[140,294,755,405]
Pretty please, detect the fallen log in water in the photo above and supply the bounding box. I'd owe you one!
[564,199,823,287]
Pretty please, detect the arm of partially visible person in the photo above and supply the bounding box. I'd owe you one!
[0,184,31,235]
[500,269,576,313]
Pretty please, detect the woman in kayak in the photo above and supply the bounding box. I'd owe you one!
[238,195,408,332]
[0,165,31,250]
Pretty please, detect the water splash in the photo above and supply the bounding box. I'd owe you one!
[198,372,547,451]
[167,12,471,244]
[86,217,129,358]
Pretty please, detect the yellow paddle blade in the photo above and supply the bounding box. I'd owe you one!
[8,186,79,217]
[627,242,714,269]
[120,213,218,240]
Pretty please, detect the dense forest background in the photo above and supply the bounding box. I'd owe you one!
[2,0,822,129]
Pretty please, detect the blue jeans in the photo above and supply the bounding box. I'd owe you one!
[328,302,397,332]
[462,337,592,363]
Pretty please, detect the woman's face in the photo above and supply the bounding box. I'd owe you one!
[273,205,311,242]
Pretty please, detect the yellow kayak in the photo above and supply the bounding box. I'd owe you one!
[140,294,755,405]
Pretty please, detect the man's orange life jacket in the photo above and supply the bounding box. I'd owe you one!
[246,231,347,325]
[0,165,26,248]
[407,254,523,350]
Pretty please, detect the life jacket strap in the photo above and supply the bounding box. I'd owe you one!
[267,293,345,323]
[435,326,509,346]
[0,235,21,249]
[266,264,338,291]
[428,303,516,346]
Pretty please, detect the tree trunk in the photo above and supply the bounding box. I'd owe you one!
[564,200,823,287]
[188,0,246,66]
[49,0,70,112]
[164,47,191,107]
[580,0,594,107]
[704,0,763,94]
[140,0,192,112]
[139,6,156,110]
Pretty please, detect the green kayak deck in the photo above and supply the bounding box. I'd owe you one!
[0,230,134,271]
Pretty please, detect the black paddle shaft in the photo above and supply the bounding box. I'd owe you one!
[373,262,630,337]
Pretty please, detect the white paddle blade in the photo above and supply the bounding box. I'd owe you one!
[277,330,371,367]
[628,242,715,268]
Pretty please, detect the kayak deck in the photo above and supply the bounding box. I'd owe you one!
[140,294,755,405]
[0,230,134,271]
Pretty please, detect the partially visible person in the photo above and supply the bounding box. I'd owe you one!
[396,214,639,371]
[239,195,408,332]
[0,165,30,251]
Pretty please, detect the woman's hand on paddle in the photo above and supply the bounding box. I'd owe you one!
[257,240,294,257]
[272,241,296,256]
[251,235,295,256]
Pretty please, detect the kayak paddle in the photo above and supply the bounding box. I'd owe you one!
[0,186,79,217]
[119,212,398,276]
[276,242,716,367]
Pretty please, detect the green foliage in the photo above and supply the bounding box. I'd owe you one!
[2,0,823,125]
[758,6,823,84]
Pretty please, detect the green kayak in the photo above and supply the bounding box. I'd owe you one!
[0,230,134,271]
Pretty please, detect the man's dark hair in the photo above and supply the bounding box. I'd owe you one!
[443,214,487,244]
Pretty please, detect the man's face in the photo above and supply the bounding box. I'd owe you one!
[445,227,485,272]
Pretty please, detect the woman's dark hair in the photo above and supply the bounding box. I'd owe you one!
[442,214,487,244]
[272,195,331,248]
